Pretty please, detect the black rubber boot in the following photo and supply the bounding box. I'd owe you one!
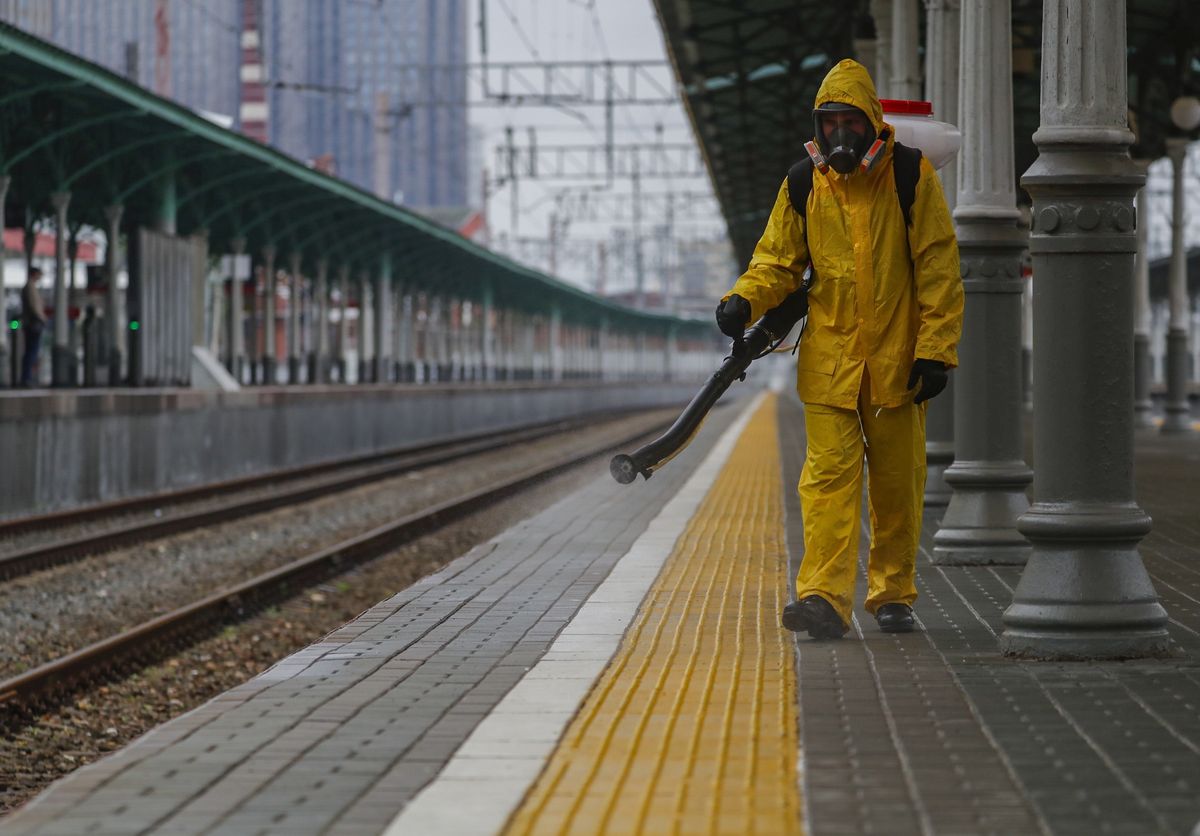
[782,595,848,640]
[875,602,915,633]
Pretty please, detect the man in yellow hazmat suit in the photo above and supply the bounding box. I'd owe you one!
[716,59,962,639]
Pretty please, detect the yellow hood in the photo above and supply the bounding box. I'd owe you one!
[813,59,885,136]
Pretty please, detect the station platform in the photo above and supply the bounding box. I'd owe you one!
[5,388,1200,835]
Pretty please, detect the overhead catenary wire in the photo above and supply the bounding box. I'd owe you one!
[469,0,728,294]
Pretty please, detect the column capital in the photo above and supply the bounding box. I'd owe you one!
[289,251,302,272]
[230,236,246,255]
[0,174,11,192]
[262,243,277,261]
[50,191,71,212]
[104,204,125,224]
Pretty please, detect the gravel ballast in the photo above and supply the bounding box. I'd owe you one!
[0,409,672,679]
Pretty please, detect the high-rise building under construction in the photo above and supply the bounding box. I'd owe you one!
[0,0,469,210]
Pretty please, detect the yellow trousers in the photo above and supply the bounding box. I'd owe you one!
[796,388,927,626]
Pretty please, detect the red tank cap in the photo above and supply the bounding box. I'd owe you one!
[879,98,933,116]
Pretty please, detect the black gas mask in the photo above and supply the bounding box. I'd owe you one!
[813,103,876,175]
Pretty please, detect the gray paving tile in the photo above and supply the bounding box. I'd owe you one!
[780,391,1200,835]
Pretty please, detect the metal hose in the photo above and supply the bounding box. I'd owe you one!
[611,279,811,484]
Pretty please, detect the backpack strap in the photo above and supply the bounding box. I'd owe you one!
[786,157,816,220]
[891,140,922,227]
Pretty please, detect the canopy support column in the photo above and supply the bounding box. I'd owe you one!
[870,0,893,96]
[336,266,350,383]
[261,244,277,384]
[0,176,8,386]
[315,258,330,383]
[288,252,302,384]
[105,204,126,385]
[1162,138,1193,433]
[373,252,391,383]
[358,270,371,383]
[932,0,1031,566]
[1002,0,1168,659]
[51,191,72,387]
[481,285,495,381]
[227,237,246,382]
[549,306,563,382]
[921,0,960,509]
[399,287,415,382]
[391,283,403,382]
[1132,164,1154,427]
[891,0,922,99]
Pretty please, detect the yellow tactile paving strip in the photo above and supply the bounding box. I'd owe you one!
[505,393,801,836]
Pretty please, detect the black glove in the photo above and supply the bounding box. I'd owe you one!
[715,294,751,339]
[907,358,947,404]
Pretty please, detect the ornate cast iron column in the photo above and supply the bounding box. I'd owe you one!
[105,205,126,385]
[51,191,72,387]
[922,0,960,508]
[229,237,247,382]
[373,253,391,383]
[1001,0,1169,659]
[315,259,330,383]
[1162,138,1194,434]
[891,0,921,100]
[1132,163,1155,428]
[287,252,302,384]
[358,271,371,383]
[261,244,277,384]
[932,0,1032,565]
[870,0,892,96]
[336,266,350,382]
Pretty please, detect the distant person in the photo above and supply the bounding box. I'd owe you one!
[20,267,47,386]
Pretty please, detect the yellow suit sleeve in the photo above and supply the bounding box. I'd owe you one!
[907,157,964,368]
[722,178,808,323]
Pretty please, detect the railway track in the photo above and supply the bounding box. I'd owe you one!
[0,414,629,582]
[0,410,675,709]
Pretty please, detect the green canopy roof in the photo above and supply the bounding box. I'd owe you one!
[0,22,708,336]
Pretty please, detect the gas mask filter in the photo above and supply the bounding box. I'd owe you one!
[825,125,868,174]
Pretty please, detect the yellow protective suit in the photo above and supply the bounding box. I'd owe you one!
[724,59,962,626]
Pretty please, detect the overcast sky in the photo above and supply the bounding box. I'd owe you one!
[465,0,729,293]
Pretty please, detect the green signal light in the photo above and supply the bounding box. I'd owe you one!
[129,320,140,331]
[9,320,18,331]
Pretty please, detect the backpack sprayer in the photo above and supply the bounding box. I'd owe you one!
[609,267,812,485]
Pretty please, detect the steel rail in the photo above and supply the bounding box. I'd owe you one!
[0,412,628,582]
[0,414,674,708]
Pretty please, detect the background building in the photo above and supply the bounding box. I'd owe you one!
[0,0,470,212]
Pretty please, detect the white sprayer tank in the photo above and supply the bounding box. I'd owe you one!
[880,99,960,170]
